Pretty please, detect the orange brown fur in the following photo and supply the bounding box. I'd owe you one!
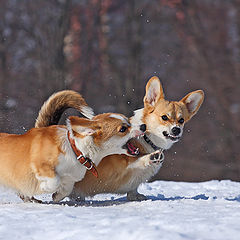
[72,154,141,198]
[72,140,146,198]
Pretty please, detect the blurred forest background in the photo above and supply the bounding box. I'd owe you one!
[0,0,239,182]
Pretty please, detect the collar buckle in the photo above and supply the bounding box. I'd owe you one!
[80,156,93,170]
[84,159,93,170]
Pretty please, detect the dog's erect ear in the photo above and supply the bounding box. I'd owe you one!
[144,76,164,109]
[67,116,97,137]
[73,126,96,136]
[180,90,204,121]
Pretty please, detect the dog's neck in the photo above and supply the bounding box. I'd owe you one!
[71,136,107,166]
[136,135,159,154]
[130,109,154,153]
[130,108,172,153]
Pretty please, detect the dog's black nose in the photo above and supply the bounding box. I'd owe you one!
[171,127,181,136]
[140,124,146,132]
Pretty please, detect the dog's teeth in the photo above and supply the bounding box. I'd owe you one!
[135,148,139,154]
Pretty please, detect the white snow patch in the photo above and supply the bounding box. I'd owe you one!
[0,180,240,240]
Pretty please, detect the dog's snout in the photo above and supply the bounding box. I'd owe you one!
[140,124,146,132]
[171,127,181,136]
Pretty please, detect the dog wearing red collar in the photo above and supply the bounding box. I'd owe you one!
[0,108,144,202]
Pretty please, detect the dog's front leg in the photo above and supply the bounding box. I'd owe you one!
[18,194,42,203]
[52,178,75,202]
[126,150,164,201]
[37,175,61,193]
[128,150,164,169]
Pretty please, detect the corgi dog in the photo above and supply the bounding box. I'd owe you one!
[34,77,204,201]
[0,101,144,202]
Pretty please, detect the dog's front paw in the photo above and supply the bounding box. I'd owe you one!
[149,150,164,165]
[19,194,42,204]
[52,191,65,202]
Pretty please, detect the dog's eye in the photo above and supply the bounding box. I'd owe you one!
[119,126,128,133]
[161,115,169,121]
[178,118,184,124]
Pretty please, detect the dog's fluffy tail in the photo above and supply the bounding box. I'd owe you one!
[35,90,94,128]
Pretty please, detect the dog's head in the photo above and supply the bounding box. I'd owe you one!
[140,76,204,150]
[67,113,145,158]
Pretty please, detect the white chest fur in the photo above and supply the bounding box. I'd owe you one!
[56,132,87,182]
[56,152,86,182]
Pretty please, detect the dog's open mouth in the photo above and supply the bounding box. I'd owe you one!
[163,131,181,142]
[122,140,140,156]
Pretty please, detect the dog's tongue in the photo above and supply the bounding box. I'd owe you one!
[127,142,139,156]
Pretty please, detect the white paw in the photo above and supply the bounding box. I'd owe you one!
[52,180,75,202]
[52,191,65,202]
[149,150,164,165]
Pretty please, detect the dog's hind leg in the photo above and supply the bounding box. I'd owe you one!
[32,161,61,194]
[127,189,148,201]
[68,191,86,202]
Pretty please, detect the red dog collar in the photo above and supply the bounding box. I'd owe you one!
[67,131,98,178]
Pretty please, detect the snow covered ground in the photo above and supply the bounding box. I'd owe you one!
[1,180,240,240]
